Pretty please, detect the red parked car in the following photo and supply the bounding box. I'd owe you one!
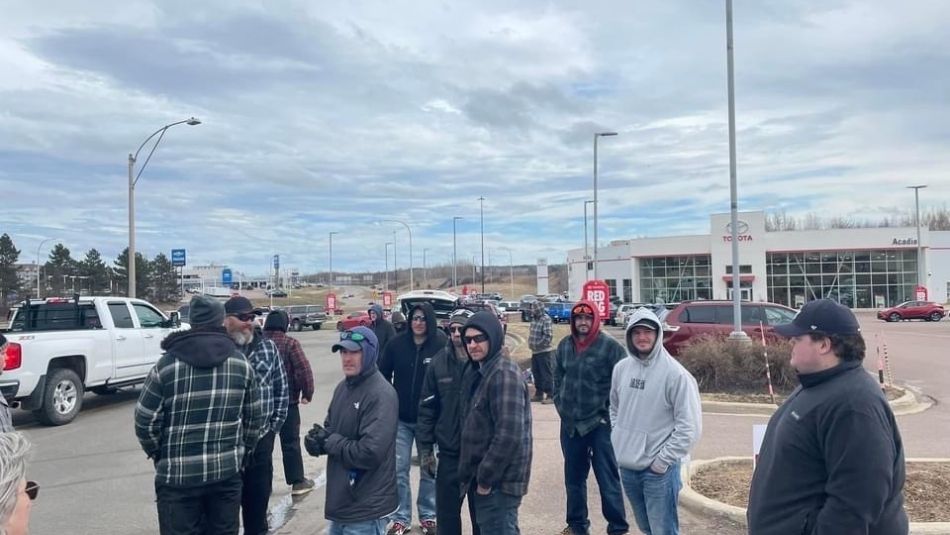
[662,300,798,356]
[336,311,372,331]
[877,301,945,322]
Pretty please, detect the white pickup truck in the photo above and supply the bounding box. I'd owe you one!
[1,296,187,425]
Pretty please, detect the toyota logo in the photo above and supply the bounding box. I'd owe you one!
[726,220,750,235]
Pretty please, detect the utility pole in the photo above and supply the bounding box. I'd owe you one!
[478,196,486,293]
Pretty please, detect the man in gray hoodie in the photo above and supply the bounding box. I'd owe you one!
[609,308,701,535]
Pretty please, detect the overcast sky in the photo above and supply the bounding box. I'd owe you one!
[3,0,948,276]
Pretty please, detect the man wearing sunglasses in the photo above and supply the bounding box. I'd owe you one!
[224,296,288,535]
[305,326,398,535]
[135,295,266,534]
[457,311,531,534]
[417,309,480,535]
[378,303,447,535]
[552,301,629,535]
[0,432,36,535]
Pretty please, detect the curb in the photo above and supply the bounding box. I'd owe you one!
[681,457,950,535]
[701,383,932,417]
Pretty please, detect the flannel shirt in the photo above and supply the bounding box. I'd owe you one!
[458,351,532,497]
[0,391,13,432]
[134,345,266,487]
[528,313,553,354]
[264,331,315,404]
[242,334,289,434]
[553,331,626,437]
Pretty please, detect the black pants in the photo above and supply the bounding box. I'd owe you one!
[242,430,276,535]
[531,351,554,396]
[156,472,242,535]
[436,453,480,535]
[279,404,305,485]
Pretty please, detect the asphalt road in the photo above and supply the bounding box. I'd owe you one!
[13,309,947,534]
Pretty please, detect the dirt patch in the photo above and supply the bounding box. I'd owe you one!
[691,459,950,522]
[701,384,904,404]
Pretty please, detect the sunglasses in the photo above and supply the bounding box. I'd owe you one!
[25,481,39,501]
[463,334,489,345]
[340,331,367,342]
[449,326,464,333]
[411,316,426,323]
[230,313,257,322]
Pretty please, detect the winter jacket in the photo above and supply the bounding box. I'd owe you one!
[458,312,532,497]
[378,303,448,423]
[134,328,266,487]
[264,330,314,404]
[553,300,626,437]
[323,326,399,523]
[369,304,397,354]
[239,330,289,434]
[528,301,553,354]
[609,308,702,473]
[417,339,468,456]
[747,359,908,535]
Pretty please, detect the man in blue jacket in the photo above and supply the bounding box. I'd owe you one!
[747,299,908,535]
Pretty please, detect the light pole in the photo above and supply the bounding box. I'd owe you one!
[379,219,414,291]
[392,230,398,292]
[328,231,339,292]
[453,216,463,291]
[35,237,57,298]
[423,248,429,288]
[128,117,201,298]
[478,196,486,293]
[908,185,928,291]
[593,132,617,280]
[724,0,748,341]
[498,247,514,299]
[583,199,594,280]
[385,242,393,291]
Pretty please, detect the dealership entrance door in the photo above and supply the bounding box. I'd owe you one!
[727,287,752,301]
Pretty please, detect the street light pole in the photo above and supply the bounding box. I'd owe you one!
[329,231,339,292]
[128,117,201,298]
[392,230,398,292]
[423,248,429,288]
[453,216,463,291]
[379,219,414,291]
[908,185,928,290]
[593,132,617,280]
[478,196,486,293]
[584,199,594,281]
[385,242,393,291]
[35,237,56,298]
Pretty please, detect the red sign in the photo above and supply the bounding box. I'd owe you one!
[583,280,611,321]
[915,285,928,301]
[326,293,337,312]
[382,291,394,308]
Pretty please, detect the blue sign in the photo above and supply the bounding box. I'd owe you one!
[222,268,233,286]
[273,254,280,270]
[171,249,186,267]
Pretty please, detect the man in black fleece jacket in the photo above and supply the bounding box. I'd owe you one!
[747,299,908,535]
[378,303,448,535]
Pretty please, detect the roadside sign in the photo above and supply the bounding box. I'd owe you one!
[222,268,233,286]
[915,285,928,301]
[171,249,186,267]
[326,293,337,312]
[273,254,280,270]
[382,291,393,308]
[582,280,611,321]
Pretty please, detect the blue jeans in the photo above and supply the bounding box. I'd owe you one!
[470,486,522,534]
[560,424,629,534]
[392,420,436,525]
[328,518,387,535]
[619,464,682,535]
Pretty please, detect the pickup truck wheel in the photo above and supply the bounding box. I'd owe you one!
[292,320,302,332]
[34,368,84,426]
[312,324,322,330]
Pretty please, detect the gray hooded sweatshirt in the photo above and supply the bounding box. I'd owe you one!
[609,308,702,473]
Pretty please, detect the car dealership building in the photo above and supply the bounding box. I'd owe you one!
[567,211,950,309]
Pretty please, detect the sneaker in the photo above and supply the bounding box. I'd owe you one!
[559,526,586,535]
[291,478,315,495]
[542,396,555,405]
[420,519,438,534]
[387,522,410,535]
[530,393,544,403]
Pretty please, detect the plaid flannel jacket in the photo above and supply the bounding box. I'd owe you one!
[528,313,553,353]
[553,332,626,437]
[134,343,266,487]
[264,331,315,404]
[242,333,289,434]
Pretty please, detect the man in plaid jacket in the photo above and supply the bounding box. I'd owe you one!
[553,300,629,535]
[225,296,288,535]
[135,295,266,535]
[527,300,555,404]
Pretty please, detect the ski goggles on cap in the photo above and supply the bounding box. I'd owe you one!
[574,305,594,316]
[340,331,367,342]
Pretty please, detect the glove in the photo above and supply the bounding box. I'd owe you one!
[304,423,331,457]
[419,449,438,479]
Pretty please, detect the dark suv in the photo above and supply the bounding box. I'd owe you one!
[284,305,328,331]
[662,300,798,356]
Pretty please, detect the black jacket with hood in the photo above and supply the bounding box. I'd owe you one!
[416,335,469,456]
[378,303,449,424]
[323,326,399,523]
[369,304,397,354]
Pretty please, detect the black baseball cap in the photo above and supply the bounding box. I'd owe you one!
[224,296,258,316]
[774,299,861,337]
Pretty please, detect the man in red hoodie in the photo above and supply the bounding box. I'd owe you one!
[552,301,629,535]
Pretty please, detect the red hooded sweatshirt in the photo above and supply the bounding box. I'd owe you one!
[570,300,602,355]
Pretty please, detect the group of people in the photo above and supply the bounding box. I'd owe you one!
[0,293,911,535]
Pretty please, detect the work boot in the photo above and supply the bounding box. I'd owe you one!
[531,392,544,403]
[291,478,315,495]
[542,394,555,405]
